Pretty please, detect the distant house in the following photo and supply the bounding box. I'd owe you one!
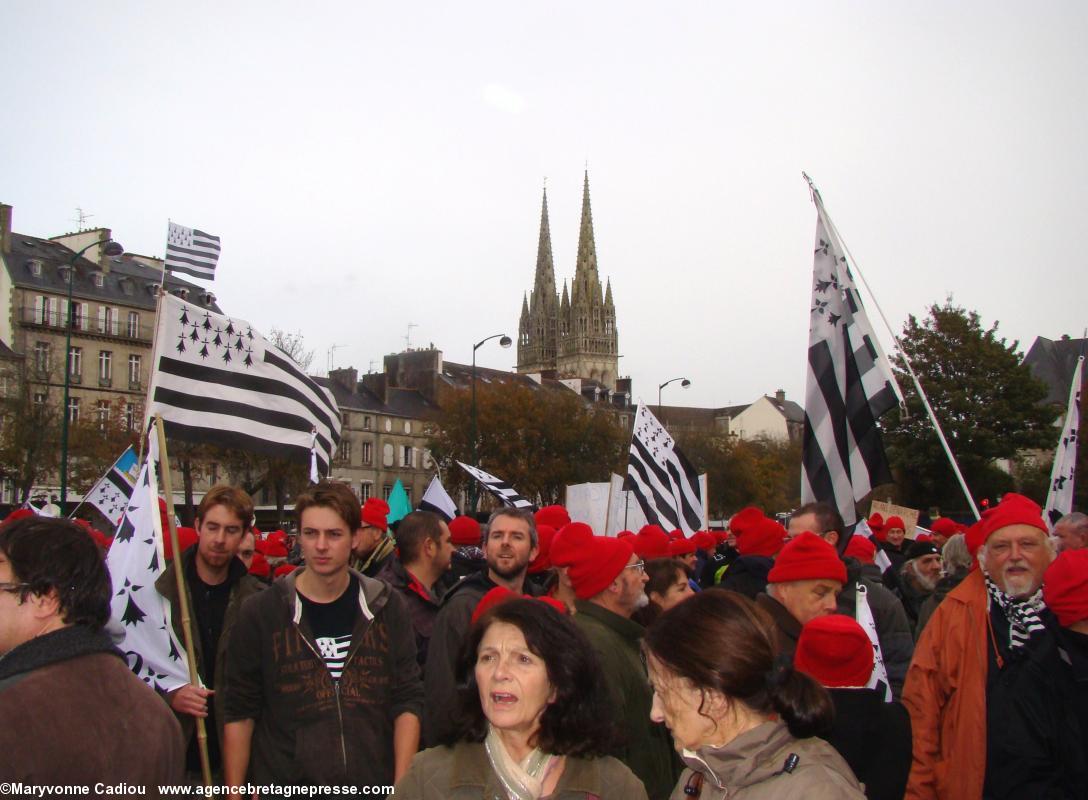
[653,390,804,442]
[1024,334,1087,426]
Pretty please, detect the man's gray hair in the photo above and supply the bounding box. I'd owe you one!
[485,507,538,549]
[940,533,972,574]
[1057,512,1088,532]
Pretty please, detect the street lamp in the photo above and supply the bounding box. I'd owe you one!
[60,237,124,512]
[658,376,691,409]
[469,333,512,513]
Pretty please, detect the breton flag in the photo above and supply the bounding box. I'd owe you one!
[147,293,342,476]
[419,475,458,522]
[457,462,534,509]
[856,583,893,702]
[624,403,704,536]
[801,189,902,528]
[1044,355,1082,529]
[165,221,221,281]
[80,445,140,527]
[106,431,189,694]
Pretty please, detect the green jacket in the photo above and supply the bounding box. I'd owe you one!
[154,545,265,747]
[395,742,648,800]
[573,600,679,800]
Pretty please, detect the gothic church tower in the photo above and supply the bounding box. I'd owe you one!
[517,172,619,390]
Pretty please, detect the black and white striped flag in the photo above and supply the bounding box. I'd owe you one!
[419,475,458,521]
[80,445,140,527]
[801,191,901,528]
[165,221,221,281]
[457,462,533,509]
[1044,355,1082,529]
[147,294,341,475]
[624,403,704,536]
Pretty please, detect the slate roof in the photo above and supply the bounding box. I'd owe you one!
[4,233,219,312]
[1024,335,1088,406]
[314,376,440,420]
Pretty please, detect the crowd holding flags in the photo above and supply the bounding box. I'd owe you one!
[624,402,704,536]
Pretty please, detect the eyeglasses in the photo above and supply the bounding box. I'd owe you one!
[0,582,30,594]
[624,560,646,575]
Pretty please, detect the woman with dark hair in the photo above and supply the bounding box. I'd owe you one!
[643,591,865,799]
[632,558,694,626]
[396,597,647,800]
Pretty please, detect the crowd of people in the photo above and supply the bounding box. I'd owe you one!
[0,485,1086,800]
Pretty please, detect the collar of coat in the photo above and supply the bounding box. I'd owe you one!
[0,625,122,684]
[574,599,646,642]
[447,741,607,796]
[680,719,800,792]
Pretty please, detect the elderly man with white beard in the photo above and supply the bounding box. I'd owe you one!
[902,493,1085,800]
[896,539,943,632]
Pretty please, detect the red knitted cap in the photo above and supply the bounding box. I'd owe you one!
[528,525,556,574]
[668,537,697,557]
[274,563,297,578]
[632,525,670,560]
[361,497,389,532]
[730,507,764,537]
[843,535,877,565]
[164,526,199,561]
[965,493,1047,555]
[449,515,481,547]
[249,552,271,578]
[568,536,635,600]
[795,615,874,688]
[1043,549,1088,627]
[692,531,717,553]
[767,531,846,584]
[535,505,571,529]
[930,517,958,537]
[736,517,786,558]
[550,522,594,568]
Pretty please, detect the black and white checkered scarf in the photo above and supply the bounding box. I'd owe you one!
[984,574,1048,652]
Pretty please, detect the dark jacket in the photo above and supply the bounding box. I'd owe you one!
[154,545,265,749]
[824,688,912,800]
[395,741,649,800]
[915,568,968,635]
[223,568,423,787]
[0,626,184,789]
[755,592,803,657]
[895,567,934,634]
[670,719,865,800]
[716,555,773,600]
[352,535,396,579]
[574,600,678,800]
[375,556,441,668]
[422,568,495,747]
[838,558,915,699]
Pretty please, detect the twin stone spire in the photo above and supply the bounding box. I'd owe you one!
[517,172,619,391]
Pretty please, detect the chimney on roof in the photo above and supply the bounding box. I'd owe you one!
[0,203,11,255]
[329,367,358,393]
[775,389,786,404]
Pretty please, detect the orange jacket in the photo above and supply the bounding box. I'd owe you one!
[902,568,991,800]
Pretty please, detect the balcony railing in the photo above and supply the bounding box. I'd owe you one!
[18,306,154,343]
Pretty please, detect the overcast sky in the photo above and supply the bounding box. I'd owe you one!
[3,1,1086,409]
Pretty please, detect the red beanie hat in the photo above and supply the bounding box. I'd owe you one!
[884,516,905,532]
[1043,549,1088,627]
[669,537,697,557]
[551,522,594,568]
[568,536,635,600]
[730,507,764,537]
[274,563,297,578]
[617,530,635,540]
[736,517,787,558]
[2,508,36,525]
[449,515,482,547]
[529,525,556,574]
[768,532,847,585]
[930,517,958,537]
[795,615,874,688]
[632,525,670,560]
[471,586,571,624]
[249,551,271,578]
[843,535,877,565]
[692,531,716,553]
[164,526,199,561]
[965,492,1047,556]
[667,529,684,542]
[361,498,389,532]
[535,505,571,530]
[867,513,886,541]
[914,532,933,544]
[256,538,288,558]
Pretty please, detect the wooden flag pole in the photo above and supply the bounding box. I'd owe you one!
[154,414,213,787]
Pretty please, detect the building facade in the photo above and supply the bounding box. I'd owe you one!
[517,173,620,390]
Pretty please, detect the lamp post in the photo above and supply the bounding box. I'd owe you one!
[59,237,124,512]
[469,333,512,513]
[658,376,691,410]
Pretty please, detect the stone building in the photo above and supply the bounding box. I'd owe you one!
[517,173,620,390]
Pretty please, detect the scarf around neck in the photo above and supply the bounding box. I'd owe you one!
[984,573,1047,652]
[484,724,559,800]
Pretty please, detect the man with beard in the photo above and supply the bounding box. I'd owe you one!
[902,493,1080,799]
[422,507,538,746]
[897,539,942,632]
[569,535,677,800]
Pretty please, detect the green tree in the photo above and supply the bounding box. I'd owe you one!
[429,382,627,508]
[676,431,802,518]
[0,363,61,504]
[882,301,1053,512]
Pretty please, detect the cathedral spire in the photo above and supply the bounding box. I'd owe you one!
[533,185,556,301]
[573,170,599,297]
